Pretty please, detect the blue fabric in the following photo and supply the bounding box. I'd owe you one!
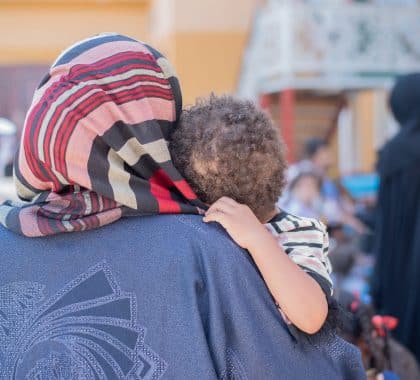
[321,179,340,200]
[0,215,365,379]
[382,370,400,380]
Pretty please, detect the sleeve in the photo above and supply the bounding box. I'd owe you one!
[267,214,333,296]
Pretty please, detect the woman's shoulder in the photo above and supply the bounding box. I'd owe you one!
[0,214,244,256]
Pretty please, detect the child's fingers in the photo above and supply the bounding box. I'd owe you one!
[217,197,239,207]
[206,199,235,215]
[203,210,229,227]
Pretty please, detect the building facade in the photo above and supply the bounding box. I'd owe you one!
[0,0,254,127]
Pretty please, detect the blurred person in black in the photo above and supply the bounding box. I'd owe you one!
[372,73,420,361]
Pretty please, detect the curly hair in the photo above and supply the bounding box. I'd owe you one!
[169,94,286,221]
[338,292,389,373]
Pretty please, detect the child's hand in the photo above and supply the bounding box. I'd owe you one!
[203,197,271,250]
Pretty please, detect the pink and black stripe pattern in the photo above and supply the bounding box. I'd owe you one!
[0,34,204,236]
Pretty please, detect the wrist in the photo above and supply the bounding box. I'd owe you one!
[246,225,277,253]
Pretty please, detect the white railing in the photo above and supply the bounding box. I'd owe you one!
[238,3,420,97]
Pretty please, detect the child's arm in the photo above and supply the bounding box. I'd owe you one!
[203,197,328,334]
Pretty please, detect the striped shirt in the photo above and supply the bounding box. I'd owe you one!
[266,211,333,295]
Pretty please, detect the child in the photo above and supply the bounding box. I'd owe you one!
[339,292,420,380]
[170,95,332,334]
[280,170,346,227]
[280,171,325,220]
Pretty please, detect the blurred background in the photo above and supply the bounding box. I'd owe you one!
[0,1,420,377]
[0,0,416,188]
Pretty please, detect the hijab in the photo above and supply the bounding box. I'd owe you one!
[0,34,204,237]
[377,73,420,178]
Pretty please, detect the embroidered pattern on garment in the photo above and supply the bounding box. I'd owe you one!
[0,262,167,379]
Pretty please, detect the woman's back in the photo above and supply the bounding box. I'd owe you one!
[0,215,364,379]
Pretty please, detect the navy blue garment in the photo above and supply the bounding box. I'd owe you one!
[372,73,420,360]
[0,215,364,379]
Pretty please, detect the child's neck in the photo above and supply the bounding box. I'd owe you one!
[262,208,279,224]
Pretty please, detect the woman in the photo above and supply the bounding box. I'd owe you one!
[372,73,420,361]
[0,34,363,379]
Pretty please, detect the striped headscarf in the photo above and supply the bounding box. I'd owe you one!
[0,34,204,237]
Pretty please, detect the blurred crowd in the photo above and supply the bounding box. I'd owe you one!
[277,74,420,380]
[0,117,16,177]
[278,135,420,379]
[0,118,16,202]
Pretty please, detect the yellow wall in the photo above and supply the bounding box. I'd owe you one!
[174,32,248,106]
[0,0,151,64]
[0,0,254,105]
[150,0,256,105]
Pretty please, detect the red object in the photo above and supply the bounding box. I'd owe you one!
[279,89,295,163]
[350,292,360,312]
[350,300,360,312]
[259,93,271,111]
[371,315,399,337]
